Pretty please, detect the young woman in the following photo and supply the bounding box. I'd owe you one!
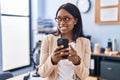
[38,3,91,80]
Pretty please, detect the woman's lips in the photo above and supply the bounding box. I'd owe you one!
[60,27,67,31]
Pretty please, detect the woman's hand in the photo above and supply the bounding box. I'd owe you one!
[68,45,81,65]
[51,45,69,65]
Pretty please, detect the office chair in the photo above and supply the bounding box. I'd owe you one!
[0,72,13,80]
[23,40,41,80]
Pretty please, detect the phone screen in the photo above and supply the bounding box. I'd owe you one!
[57,38,69,48]
[57,38,69,59]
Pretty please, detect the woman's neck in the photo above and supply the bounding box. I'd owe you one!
[61,34,73,42]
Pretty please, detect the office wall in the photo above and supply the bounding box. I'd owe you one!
[38,0,46,19]
[41,0,120,51]
[81,0,120,51]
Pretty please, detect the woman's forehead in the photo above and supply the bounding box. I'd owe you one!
[57,9,73,17]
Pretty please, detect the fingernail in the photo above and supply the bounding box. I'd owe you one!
[60,52,63,55]
[61,45,64,47]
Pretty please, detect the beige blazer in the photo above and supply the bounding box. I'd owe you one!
[38,34,91,80]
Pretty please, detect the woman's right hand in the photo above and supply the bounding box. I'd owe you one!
[51,45,69,65]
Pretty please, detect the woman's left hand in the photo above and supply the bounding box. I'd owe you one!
[68,45,81,65]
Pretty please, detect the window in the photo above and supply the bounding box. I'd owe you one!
[1,0,31,71]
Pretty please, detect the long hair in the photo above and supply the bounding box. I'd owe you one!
[55,3,85,41]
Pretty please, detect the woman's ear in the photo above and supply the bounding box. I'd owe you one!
[74,18,78,24]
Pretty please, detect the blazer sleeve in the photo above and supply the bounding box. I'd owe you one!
[38,35,57,78]
[74,39,91,80]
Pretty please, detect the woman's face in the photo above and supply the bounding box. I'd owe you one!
[56,9,78,34]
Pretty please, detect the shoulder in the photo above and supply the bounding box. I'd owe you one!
[77,37,90,42]
[45,34,55,38]
[47,34,59,38]
[44,34,58,41]
[76,37,90,44]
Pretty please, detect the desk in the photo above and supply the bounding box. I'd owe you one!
[90,53,120,80]
[7,72,29,80]
[92,53,120,58]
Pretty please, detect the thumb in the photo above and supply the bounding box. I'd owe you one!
[69,43,75,51]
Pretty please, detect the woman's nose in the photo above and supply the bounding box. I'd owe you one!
[59,20,66,25]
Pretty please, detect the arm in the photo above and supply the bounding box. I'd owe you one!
[74,39,91,80]
[38,35,57,78]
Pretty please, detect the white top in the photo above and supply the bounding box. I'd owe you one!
[57,42,75,80]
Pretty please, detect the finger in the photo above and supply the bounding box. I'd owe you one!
[53,48,62,56]
[53,52,63,59]
[55,48,69,56]
[68,44,77,56]
[54,50,68,56]
[68,45,74,55]
[60,48,69,52]
[67,55,74,61]
[68,55,78,62]
[54,51,60,56]
[60,52,69,57]
[69,44,75,51]
[55,45,64,52]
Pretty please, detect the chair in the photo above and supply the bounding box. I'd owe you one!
[0,72,13,80]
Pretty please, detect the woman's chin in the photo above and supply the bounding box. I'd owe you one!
[60,31,67,34]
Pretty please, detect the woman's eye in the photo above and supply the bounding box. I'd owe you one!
[64,18,70,21]
[58,18,62,21]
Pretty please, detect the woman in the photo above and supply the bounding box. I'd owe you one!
[38,3,91,80]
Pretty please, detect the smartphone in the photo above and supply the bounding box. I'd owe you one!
[57,38,69,48]
[57,38,69,59]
